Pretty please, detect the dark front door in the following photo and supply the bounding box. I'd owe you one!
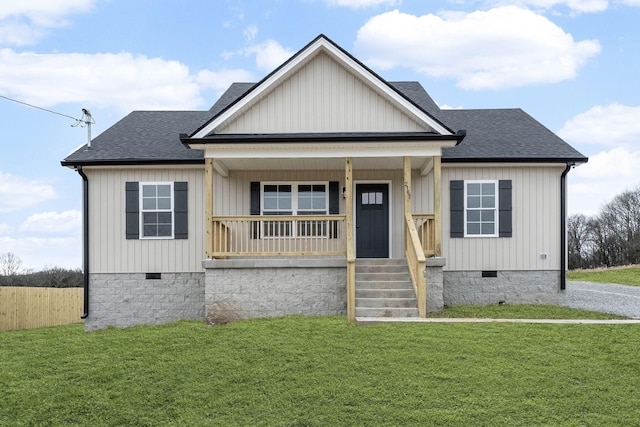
[356,183,389,258]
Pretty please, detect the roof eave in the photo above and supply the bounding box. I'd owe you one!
[442,156,589,164]
[61,158,205,168]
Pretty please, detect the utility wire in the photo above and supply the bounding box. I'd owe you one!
[0,93,82,125]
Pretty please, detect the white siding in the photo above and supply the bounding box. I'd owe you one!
[87,167,205,273]
[217,52,428,134]
[442,165,564,271]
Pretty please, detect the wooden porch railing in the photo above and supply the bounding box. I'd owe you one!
[210,215,347,258]
[413,214,436,257]
[405,211,427,317]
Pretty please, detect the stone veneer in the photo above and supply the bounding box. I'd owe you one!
[203,258,347,325]
[84,273,204,331]
[443,270,561,306]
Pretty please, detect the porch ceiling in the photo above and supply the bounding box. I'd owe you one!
[216,156,432,171]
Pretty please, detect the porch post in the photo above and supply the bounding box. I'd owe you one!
[205,157,214,258]
[345,157,356,322]
[433,155,442,257]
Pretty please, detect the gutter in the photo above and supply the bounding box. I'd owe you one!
[76,165,90,319]
[560,162,574,291]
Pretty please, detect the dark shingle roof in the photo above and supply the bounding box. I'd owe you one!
[61,81,586,166]
[440,109,587,162]
[62,111,207,165]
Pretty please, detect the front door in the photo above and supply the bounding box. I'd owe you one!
[356,183,389,258]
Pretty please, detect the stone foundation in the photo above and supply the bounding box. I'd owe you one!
[443,270,561,306]
[203,258,347,324]
[84,272,204,331]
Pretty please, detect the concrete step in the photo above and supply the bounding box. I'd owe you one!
[356,280,414,290]
[355,272,412,282]
[355,307,419,318]
[356,297,418,308]
[356,288,415,299]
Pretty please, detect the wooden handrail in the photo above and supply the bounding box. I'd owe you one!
[413,214,436,257]
[405,211,427,317]
[210,215,347,258]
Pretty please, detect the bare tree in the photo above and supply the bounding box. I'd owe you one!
[0,252,23,285]
[568,214,590,269]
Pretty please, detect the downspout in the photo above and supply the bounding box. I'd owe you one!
[560,162,574,291]
[76,165,90,319]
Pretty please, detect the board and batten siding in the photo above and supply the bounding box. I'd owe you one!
[442,164,564,271]
[217,52,429,134]
[87,167,205,274]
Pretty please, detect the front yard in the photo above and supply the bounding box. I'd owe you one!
[1,312,639,426]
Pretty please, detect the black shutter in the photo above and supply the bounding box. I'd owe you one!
[125,182,139,239]
[450,180,464,238]
[174,182,188,239]
[329,181,339,238]
[250,182,260,238]
[499,180,512,237]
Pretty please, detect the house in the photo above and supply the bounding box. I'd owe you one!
[62,35,587,331]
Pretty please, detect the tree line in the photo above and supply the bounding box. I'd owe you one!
[568,186,640,270]
[0,252,82,288]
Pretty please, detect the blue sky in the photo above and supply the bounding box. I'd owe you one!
[1,0,639,270]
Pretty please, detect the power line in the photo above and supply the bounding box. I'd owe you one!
[0,93,82,124]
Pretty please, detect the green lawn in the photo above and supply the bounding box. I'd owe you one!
[2,315,639,426]
[568,265,640,286]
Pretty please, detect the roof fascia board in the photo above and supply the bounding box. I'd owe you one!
[442,157,588,164]
[197,141,456,159]
[192,35,453,139]
[442,161,584,168]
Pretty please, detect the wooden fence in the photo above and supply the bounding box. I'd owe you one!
[0,287,83,331]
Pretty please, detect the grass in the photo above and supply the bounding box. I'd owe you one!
[427,304,627,319]
[568,265,640,286]
[2,314,640,426]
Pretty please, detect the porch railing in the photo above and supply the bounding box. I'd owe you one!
[413,214,436,257]
[405,211,427,317]
[210,215,347,258]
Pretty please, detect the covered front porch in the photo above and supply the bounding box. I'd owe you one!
[202,152,446,321]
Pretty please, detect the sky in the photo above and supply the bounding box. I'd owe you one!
[0,0,639,271]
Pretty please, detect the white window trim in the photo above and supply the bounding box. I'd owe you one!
[260,182,329,216]
[260,181,330,238]
[139,181,174,239]
[464,180,499,238]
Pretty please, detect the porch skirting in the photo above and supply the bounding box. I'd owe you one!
[203,258,347,325]
[443,270,562,306]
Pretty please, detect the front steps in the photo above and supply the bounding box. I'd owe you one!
[355,258,419,318]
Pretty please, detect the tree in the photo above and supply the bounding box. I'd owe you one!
[0,252,23,286]
[568,214,590,269]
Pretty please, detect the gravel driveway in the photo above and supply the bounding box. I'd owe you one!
[561,281,640,319]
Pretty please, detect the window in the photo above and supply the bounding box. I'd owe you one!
[261,182,328,237]
[141,182,173,238]
[465,181,498,237]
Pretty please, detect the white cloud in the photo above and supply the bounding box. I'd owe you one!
[0,0,96,46]
[489,0,609,13]
[569,148,640,215]
[0,235,81,270]
[558,103,640,147]
[224,39,295,72]
[355,7,600,90]
[20,210,81,234]
[0,172,56,212]
[618,0,640,5]
[243,25,258,41]
[325,0,400,8]
[0,223,8,234]
[0,49,205,112]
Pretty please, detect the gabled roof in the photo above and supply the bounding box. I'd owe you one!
[188,34,454,138]
[61,34,587,167]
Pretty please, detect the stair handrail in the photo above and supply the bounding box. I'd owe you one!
[405,211,427,317]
